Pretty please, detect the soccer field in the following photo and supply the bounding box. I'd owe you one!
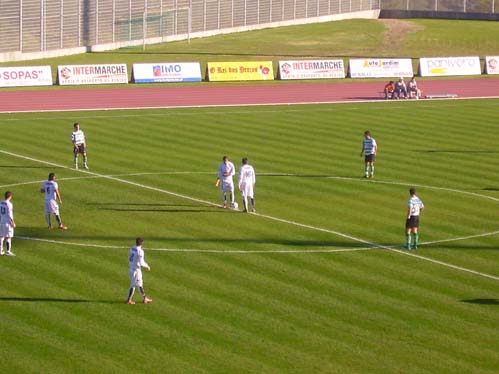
[0,99,498,373]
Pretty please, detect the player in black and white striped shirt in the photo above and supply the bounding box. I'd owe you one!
[360,130,377,178]
[71,122,88,169]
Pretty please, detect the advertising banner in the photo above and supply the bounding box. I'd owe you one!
[419,57,481,77]
[0,66,53,87]
[349,59,413,78]
[58,64,128,85]
[207,61,274,81]
[485,56,499,75]
[279,60,345,80]
[133,63,202,83]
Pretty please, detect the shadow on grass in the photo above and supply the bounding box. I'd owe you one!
[87,203,203,207]
[15,232,377,248]
[261,173,360,179]
[0,165,56,169]
[461,298,499,305]
[99,208,222,213]
[414,150,499,154]
[0,297,122,304]
[425,244,498,251]
[86,202,221,213]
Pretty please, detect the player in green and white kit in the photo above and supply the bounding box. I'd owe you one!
[71,122,88,169]
[360,131,377,178]
[405,188,424,250]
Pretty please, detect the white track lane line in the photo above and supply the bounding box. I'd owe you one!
[1,95,499,114]
[1,149,498,281]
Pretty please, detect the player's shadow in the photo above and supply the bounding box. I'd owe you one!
[461,298,499,305]
[427,244,498,251]
[0,297,122,304]
[482,187,499,191]
[88,202,217,213]
[0,165,54,169]
[261,173,358,179]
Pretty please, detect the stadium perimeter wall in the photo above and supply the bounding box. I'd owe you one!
[380,9,499,21]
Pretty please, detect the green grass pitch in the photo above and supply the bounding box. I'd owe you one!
[0,99,498,373]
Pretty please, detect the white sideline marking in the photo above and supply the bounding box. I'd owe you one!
[0,99,497,121]
[1,149,498,281]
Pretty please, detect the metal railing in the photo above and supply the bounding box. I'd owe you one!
[0,0,380,58]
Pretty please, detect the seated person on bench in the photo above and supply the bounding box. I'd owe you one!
[383,80,395,99]
[394,77,408,99]
[408,76,422,99]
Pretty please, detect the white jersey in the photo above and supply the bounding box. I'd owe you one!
[0,200,13,225]
[407,196,424,216]
[239,164,256,189]
[128,245,149,272]
[217,161,236,184]
[362,137,377,155]
[41,180,58,201]
[71,129,86,145]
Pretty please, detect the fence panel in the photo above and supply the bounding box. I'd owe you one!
[0,1,21,52]
[0,0,387,59]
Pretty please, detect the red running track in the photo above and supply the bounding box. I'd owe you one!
[0,79,498,113]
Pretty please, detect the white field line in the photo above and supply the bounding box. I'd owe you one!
[4,171,498,203]
[15,230,499,255]
[0,149,220,209]
[1,149,498,281]
[0,98,497,120]
[1,95,499,115]
[325,176,499,203]
[14,236,377,254]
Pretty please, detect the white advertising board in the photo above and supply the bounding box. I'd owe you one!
[485,56,499,75]
[133,63,202,83]
[349,59,413,78]
[278,60,345,80]
[58,64,128,85]
[419,57,481,77]
[0,66,53,87]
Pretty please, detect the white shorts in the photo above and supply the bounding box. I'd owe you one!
[45,199,59,215]
[129,269,143,288]
[240,183,254,199]
[0,223,14,238]
[221,180,234,193]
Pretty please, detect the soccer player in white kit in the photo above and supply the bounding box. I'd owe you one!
[406,187,424,250]
[126,238,152,305]
[360,130,377,178]
[71,122,88,169]
[216,155,236,208]
[238,158,256,213]
[40,173,67,230]
[0,191,16,256]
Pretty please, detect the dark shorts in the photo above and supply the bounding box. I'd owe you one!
[365,154,375,163]
[73,144,86,154]
[406,216,420,229]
